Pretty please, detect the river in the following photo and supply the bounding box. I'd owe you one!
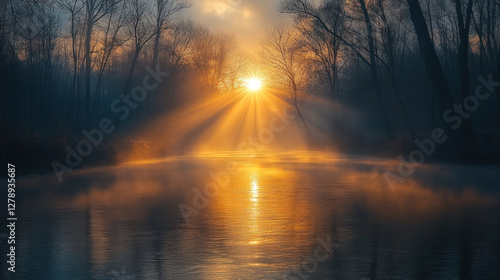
[9,152,500,279]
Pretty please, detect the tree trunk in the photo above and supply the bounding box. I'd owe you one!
[359,0,393,138]
[497,45,500,122]
[66,13,79,124]
[455,0,473,99]
[292,82,312,138]
[124,49,140,96]
[152,29,161,68]
[455,0,476,145]
[84,8,93,127]
[406,0,454,106]
[406,0,473,154]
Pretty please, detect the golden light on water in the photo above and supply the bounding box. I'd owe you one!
[250,174,259,202]
[245,77,263,92]
[24,152,500,279]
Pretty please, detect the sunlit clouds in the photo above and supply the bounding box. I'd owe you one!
[201,0,239,18]
[186,0,290,51]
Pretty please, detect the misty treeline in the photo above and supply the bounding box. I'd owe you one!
[0,0,252,138]
[2,0,500,169]
[261,0,500,157]
[0,0,261,170]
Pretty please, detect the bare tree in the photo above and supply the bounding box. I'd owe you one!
[56,0,84,122]
[296,0,346,100]
[92,0,128,115]
[82,0,120,125]
[454,0,476,144]
[498,44,500,122]
[472,0,499,74]
[151,0,190,68]
[455,0,474,101]
[405,0,476,151]
[189,27,239,92]
[211,33,239,92]
[122,0,156,95]
[261,26,312,137]
[371,0,415,137]
[470,0,500,122]
[8,0,59,128]
[164,20,196,70]
[280,0,394,137]
[220,54,248,92]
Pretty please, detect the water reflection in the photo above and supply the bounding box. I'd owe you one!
[250,174,259,203]
[9,152,500,279]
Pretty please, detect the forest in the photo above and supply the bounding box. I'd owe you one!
[1,0,500,174]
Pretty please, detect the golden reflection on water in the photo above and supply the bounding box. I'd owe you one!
[187,163,324,278]
[250,174,259,203]
[23,152,500,279]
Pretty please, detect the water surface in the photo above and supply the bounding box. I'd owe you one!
[8,152,500,279]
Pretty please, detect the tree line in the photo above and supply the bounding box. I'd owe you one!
[1,0,252,139]
[260,0,500,156]
[2,0,500,161]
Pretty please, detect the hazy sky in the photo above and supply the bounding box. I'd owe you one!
[184,0,291,51]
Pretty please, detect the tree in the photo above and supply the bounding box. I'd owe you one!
[83,0,120,126]
[280,0,394,137]
[56,0,84,123]
[296,0,346,100]
[357,0,394,137]
[405,0,476,152]
[151,0,190,68]
[455,0,474,102]
[122,0,156,95]
[371,0,415,137]
[454,0,475,143]
[471,0,499,74]
[92,0,128,116]
[8,0,59,129]
[189,27,239,92]
[470,0,500,123]
[261,26,312,137]
[498,45,500,122]
[164,20,196,70]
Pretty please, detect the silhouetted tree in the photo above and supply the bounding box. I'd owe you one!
[83,0,120,126]
[189,28,239,92]
[296,0,346,100]
[122,0,156,95]
[92,0,128,117]
[261,26,312,137]
[151,0,190,68]
[405,0,476,152]
[56,0,84,123]
[281,0,394,137]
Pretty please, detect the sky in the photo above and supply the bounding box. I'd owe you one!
[184,0,291,51]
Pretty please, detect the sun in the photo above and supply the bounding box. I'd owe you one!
[245,77,263,92]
